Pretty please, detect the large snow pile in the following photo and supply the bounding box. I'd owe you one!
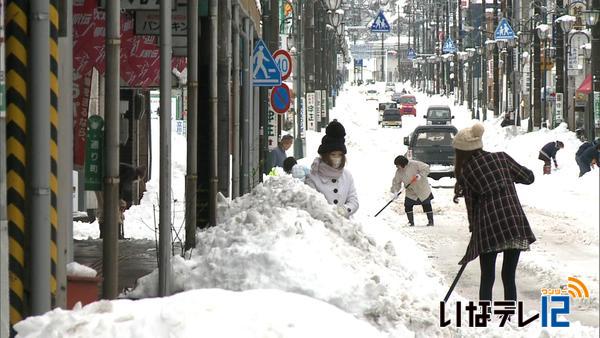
[28,175,597,337]
[14,289,385,338]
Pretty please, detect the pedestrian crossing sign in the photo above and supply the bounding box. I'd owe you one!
[494,18,516,40]
[370,11,391,33]
[252,39,282,87]
[442,38,456,53]
[407,48,416,60]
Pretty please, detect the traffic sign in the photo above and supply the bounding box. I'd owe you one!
[495,18,516,40]
[370,11,391,33]
[354,59,363,67]
[270,83,291,114]
[84,115,104,191]
[407,48,416,60]
[252,39,282,86]
[273,49,293,81]
[442,38,457,53]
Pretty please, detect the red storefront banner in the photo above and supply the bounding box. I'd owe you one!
[73,0,186,166]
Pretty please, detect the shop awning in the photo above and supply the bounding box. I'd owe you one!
[576,75,592,95]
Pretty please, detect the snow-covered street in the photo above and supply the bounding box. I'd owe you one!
[23,82,599,337]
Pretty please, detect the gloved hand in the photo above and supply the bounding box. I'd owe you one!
[452,195,460,204]
[410,174,421,184]
[389,191,401,200]
[336,206,349,218]
[553,160,558,168]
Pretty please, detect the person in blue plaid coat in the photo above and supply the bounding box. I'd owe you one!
[452,123,536,301]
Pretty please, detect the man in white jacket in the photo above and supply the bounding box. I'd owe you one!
[305,121,359,218]
[390,155,434,226]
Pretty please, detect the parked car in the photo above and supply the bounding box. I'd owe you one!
[366,89,379,100]
[385,82,395,92]
[403,125,458,180]
[398,95,417,116]
[381,109,402,128]
[391,92,403,103]
[378,102,398,124]
[423,105,454,125]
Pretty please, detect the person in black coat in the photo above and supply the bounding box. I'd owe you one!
[576,141,600,177]
[453,123,536,302]
[538,141,564,174]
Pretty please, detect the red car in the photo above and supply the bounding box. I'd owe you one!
[398,95,417,116]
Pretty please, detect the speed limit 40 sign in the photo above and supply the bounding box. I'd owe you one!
[273,49,293,81]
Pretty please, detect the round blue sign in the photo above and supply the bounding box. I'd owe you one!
[270,83,291,114]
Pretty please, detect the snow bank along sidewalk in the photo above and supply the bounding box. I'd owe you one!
[18,176,599,337]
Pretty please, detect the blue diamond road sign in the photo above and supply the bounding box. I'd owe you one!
[495,18,516,40]
[370,11,391,33]
[252,39,282,87]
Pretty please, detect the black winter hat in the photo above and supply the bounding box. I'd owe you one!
[318,121,347,155]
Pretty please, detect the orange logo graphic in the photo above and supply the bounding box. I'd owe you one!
[567,277,589,299]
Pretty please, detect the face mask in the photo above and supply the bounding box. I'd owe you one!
[330,156,343,168]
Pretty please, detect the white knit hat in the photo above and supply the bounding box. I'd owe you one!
[452,123,485,151]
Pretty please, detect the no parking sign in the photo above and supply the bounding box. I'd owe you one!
[270,83,291,114]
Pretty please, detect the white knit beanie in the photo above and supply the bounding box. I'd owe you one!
[452,123,485,151]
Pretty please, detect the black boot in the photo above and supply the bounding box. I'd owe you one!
[426,212,434,226]
[407,212,415,226]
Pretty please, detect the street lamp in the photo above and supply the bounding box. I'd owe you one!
[328,10,343,27]
[581,10,600,27]
[322,0,342,11]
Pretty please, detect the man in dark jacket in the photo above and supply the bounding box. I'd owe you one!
[267,135,293,173]
[538,141,564,174]
[576,141,600,177]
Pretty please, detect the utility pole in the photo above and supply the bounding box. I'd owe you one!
[398,3,401,83]
[294,0,304,159]
[29,0,51,314]
[159,0,174,296]
[481,0,488,120]
[218,0,231,196]
[185,0,199,250]
[209,0,218,226]
[0,1,8,333]
[103,0,120,299]
[493,0,499,117]
[591,0,600,140]
[232,4,241,198]
[533,0,542,129]
[556,0,565,128]
[305,0,315,128]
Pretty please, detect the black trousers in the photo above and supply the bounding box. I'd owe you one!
[479,249,521,301]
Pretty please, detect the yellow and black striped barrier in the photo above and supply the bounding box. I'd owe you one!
[6,0,28,330]
[49,0,59,307]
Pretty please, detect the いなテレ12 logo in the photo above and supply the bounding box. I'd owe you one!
[540,276,590,327]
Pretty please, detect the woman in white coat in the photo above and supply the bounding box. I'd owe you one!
[390,155,434,226]
[305,121,359,218]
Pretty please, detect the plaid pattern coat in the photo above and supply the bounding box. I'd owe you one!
[458,150,536,265]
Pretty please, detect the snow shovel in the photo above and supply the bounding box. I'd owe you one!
[443,263,467,302]
[374,183,412,217]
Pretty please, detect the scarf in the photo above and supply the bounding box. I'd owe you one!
[310,157,343,179]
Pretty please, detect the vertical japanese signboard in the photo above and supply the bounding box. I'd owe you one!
[84,115,104,191]
[555,93,563,124]
[306,92,315,131]
[321,90,327,123]
[267,90,278,150]
[299,97,305,138]
[595,92,600,128]
[315,90,321,125]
